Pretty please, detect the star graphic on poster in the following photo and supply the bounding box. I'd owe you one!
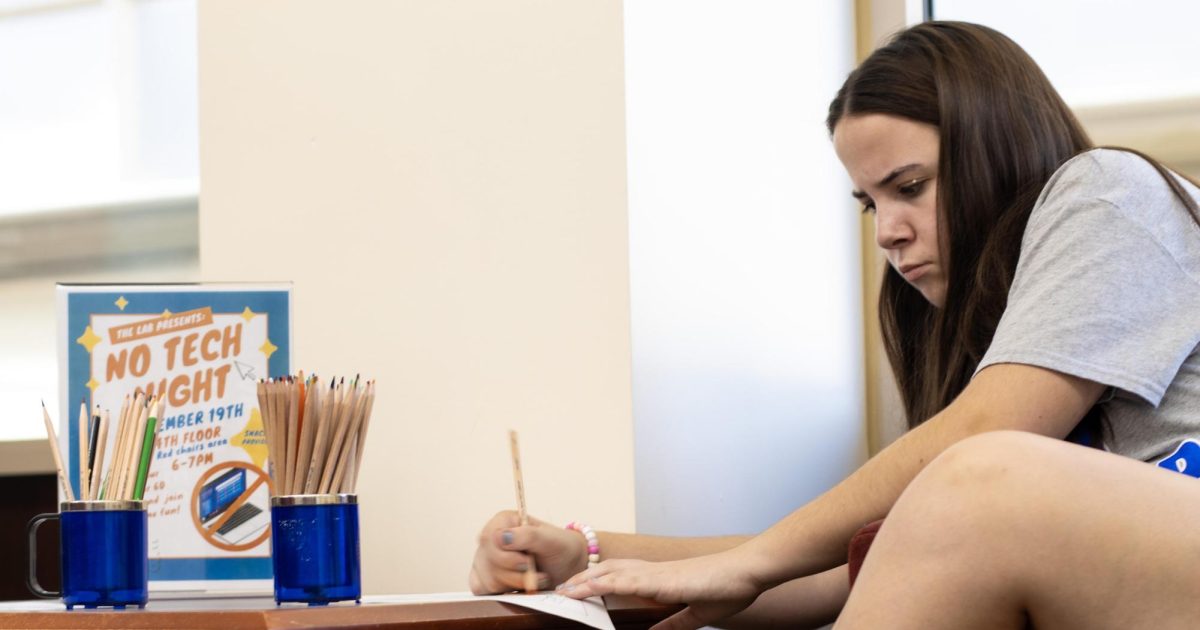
[86,378,99,393]
[259,339,278,360]
[76,326,102,353]
[241,306,256,322]
[161,309,173,317]
[229,409,269,470]
[114,296,129,310]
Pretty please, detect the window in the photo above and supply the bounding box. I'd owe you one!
[932,0,1200,177]
[934,0,1200,107]
[0,0,199,442]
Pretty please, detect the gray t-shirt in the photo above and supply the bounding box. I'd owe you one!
[976,148,1200,465]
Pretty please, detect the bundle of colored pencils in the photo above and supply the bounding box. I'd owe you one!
[257,375,376,496]
[40,393,164,503]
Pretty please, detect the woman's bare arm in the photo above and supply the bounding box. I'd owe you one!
[471,515,847,628]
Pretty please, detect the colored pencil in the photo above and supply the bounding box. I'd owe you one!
[284,380,300,494]
[41,401,75,502]
[302,379,335,494]
[328,385,369,493]
[77,400,89,500]
[100,395,130,500]
[119,395,150,500]
[133,399,160,500]
[260,374,376,497]
[349,383,374,493]
[87,405,100,498]
[89,410,110,501]
[112,392,142,500]
[292,379,319,495]
[320,383,359,493]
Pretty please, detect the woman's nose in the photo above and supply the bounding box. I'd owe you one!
[874,204,913,251]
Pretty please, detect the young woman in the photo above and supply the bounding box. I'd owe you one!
[470,22,1200,629]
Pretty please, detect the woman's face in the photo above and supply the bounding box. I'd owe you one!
[833,114,945,308]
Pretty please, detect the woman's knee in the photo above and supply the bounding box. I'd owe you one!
[893,431,1063,525]
[920,430,1058,488]
[858,433,1054,576]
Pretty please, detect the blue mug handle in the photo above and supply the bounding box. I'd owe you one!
[26,512,59,598]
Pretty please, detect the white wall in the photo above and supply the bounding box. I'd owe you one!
[625,2,866,536]
[197,0,634,592]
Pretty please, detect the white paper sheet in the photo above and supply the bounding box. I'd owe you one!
[0,600,64,611]
[0,592,616,630]
[364,592,614,630]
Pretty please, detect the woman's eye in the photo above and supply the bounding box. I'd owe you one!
[898,179,927,197]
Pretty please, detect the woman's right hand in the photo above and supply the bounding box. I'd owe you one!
[468,511,589,594]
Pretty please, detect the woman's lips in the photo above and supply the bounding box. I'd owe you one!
[900,263,930,282]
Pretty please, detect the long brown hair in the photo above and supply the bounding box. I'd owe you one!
[827,21,1200,429]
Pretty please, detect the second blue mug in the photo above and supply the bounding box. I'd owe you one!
[270,494,361,606]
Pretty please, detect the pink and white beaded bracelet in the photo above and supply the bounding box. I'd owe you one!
[566,521,600,568]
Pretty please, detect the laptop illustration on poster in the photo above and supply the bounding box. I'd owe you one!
[198,467,270,545]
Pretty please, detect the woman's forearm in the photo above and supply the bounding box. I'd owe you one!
[598,531,750,562]
[716,565,848,630]
[599,532,847,628]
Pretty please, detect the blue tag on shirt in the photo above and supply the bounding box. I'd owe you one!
[1156,440,1200,478]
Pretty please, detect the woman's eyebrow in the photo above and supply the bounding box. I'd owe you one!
[877,163,921,187]
[851,163,924,199]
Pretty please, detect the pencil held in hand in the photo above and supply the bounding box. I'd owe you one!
[509,430,539,593]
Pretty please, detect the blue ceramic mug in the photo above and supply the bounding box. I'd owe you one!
[27,500,148,610]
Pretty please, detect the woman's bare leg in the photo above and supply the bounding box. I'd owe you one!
[835,430,1200,630]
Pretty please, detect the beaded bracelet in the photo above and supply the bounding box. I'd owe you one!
[566,521,600,568]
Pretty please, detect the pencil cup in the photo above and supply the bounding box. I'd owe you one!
[270,494,361,606]
[26,500,148,610]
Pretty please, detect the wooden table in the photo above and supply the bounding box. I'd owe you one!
[0,594,678,629]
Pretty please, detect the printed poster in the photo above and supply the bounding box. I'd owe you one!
[57,284,291,593]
